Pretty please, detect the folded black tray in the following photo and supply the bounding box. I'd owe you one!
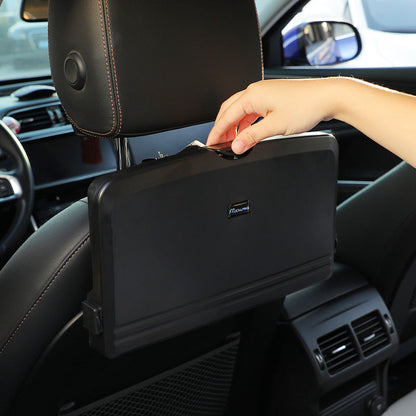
[84,133,338,357]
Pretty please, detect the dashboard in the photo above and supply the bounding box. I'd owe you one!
[0,81,212,226]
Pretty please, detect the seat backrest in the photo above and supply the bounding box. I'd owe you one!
[1,1,339,415]
[336,161,416,342]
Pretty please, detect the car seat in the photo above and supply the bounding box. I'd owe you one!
[0,1,273,414]
[0,0,337,415]
[335,161,416,350]
[383,387,416,415]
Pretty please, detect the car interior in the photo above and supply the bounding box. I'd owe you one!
[1,0,416,416]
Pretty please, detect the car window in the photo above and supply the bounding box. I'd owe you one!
[280,0,416,68]
[0,0,49,82]
[361,0,416,33]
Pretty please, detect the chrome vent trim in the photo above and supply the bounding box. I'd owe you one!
[8,104,69,133]
[317,326,359,375]
[352,311,389,357]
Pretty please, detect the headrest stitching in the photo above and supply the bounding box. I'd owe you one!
[252,0,264,80]
[98,0,116,134]
[63,110,112,138]
[104,0,122,136]
[58,0,118,138]
[0,235,90,355]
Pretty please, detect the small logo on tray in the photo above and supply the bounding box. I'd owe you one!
[228,200,250,219]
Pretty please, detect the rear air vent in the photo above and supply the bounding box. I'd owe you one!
[352,311,389,357]
[8,105,69,133]
[317,326,359,375]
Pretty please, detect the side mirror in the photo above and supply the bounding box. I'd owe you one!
[21,0,49,22]
[283,21,361,66]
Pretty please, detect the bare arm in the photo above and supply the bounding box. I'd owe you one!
[206,77,416,168]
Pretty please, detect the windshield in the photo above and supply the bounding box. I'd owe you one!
[0,0,50,82]
[361,0,416,33]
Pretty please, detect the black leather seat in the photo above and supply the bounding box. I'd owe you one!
[0,1,339,414]
[0,1,277,414]
[336,161,416,346]
[383,388,416,415]
[0,199,91,414]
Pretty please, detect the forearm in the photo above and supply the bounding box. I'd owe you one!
[207,77,416,167]
[330,77,416,167]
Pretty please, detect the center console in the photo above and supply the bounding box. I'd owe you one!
[269,263,399,416]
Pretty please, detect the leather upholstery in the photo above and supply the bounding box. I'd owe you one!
[0,200,91,414]
[0,122,34,265]
[383,389,416,415]
[336,162,416,302]
[49,0,263,138]
[0,0,265,413]
[336,162,416,340]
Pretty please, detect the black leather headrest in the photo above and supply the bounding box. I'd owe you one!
[49,0,263,138]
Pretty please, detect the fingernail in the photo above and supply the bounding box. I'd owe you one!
[232,140,246,154]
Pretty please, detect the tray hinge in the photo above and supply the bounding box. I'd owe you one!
[82,300,103,335]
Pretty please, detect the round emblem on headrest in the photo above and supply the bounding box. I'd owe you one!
[64,51,87,91]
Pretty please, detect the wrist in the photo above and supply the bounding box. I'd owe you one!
[328,77,367,123]
[321,77,351,122]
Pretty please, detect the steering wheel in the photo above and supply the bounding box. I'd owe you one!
[0,120,34,265]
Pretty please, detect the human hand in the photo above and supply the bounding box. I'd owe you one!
[207,78,337,154]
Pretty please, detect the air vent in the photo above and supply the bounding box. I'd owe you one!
[352,311,389,357]
[317,326,359,375]
[8,105,69,133]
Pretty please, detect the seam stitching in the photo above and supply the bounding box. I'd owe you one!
[98,0,116,133]
[62,0,117,137]
[104,0,122,136]
[62,107,116,138]
[0,235,90,355]
[252,0,264,80]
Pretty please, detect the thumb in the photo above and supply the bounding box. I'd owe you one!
[231,117,277,154]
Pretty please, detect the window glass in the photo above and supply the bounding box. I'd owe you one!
[0,0,50,82]
[281,0,416,68]
[361,0,416,33]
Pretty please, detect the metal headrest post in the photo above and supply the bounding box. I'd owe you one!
[114,137,130,170]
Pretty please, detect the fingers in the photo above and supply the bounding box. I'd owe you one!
[207,90,256,146]
[213,113,259,145]
[214,90,244,123]
[238,113,260,133]
[224,127,236,142]
[207,80,271,149]
[231,116,278,154]
[207,78,335,153]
